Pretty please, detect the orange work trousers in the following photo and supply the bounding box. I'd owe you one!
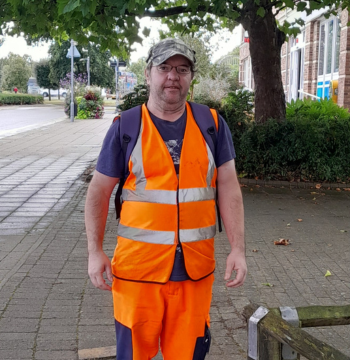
[112,274,214,360]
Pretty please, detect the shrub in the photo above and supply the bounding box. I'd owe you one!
[76,90,104,119]
[235,99,350,182]
[118,84,149,112]
[192,76,231,105]
[221,89,255,149]
[0,93,44,105]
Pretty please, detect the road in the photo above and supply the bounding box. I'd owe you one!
[0,105,66,139]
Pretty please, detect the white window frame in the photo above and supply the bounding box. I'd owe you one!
[243,57,253,90]
[288,32,305,102]
[317,15,340,99]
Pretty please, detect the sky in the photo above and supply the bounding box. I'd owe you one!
[0,19,242,64]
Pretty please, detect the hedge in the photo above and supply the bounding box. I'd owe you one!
[0,93,44,105]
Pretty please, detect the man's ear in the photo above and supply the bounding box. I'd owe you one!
[145,68,151,85]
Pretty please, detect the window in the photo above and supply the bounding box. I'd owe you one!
[318,24,325,76]
[243,57,254,90]
[318,16,340,77]
[334,20,341,73]
[326,20,334,74]
[317,16,341,99]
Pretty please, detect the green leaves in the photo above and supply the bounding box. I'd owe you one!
[142,27,151,37]
[62,0,80,14]
[296,2,307,11]
[256,7,265,17]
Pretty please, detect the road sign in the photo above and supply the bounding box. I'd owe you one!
[66,45,81,58]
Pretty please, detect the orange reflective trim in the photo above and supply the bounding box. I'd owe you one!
[112,237,176,283]
[210,167,217,188]
[120,201,177,231]
[124,159,136,190]
[141,104,178,191]
[179,200,216,229]
[209,108,219,130]
[182,239,215,280]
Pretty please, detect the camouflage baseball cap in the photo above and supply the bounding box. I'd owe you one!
[146,38,196,68]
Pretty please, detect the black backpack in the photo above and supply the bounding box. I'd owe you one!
[113,102,222,232]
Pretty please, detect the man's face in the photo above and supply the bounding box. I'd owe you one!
[146,55,193,107]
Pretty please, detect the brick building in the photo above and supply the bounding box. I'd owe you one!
[239,8,350,109]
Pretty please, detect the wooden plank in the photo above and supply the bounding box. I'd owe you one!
[296,305,350,328]
[243,303,350,360]
[259,327,281,360]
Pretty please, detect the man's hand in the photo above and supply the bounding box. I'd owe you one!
[224,249,247,288]
[88,251,113,291]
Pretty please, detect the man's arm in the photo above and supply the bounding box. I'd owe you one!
[85,170,119,291]
[217,159,247,288]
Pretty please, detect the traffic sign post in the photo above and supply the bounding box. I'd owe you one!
[66,40,81,122]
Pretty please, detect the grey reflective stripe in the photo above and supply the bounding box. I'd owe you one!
[179,187,215,203]
[129,122,145,185]
[122,188,177,204]
[180,224,216,242]
[118,224,175,245]
[206,143,216,188]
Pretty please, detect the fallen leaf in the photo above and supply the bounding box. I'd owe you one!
[336,188,341,191]
[274,238,290,246]
[343,188,350,191]
[250,188,253,191]
[255,185,260,188]
[312,197,316,200]
[287,223,291,226]
[325,270,332,277]
[297,219,303,222]
[261,283,274,287]
[340,230,347,233]
[316,184,321,189]
[311,192,317,194]
[291,249,295,252]
[327,244,332,247]
[252,249,258,252]
[239,184,248,187]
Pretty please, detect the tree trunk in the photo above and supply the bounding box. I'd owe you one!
[241,0,286,123]
[49,88,51,101]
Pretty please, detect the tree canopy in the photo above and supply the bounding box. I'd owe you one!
[35,61,58,89]
[1,0,343,121]
[1,53,32,92]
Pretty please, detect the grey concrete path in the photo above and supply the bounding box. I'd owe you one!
[0,112,349,359]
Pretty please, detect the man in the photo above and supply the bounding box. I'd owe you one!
[85,38,247,360]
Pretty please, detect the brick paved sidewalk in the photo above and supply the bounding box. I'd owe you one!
[0,116,349,359]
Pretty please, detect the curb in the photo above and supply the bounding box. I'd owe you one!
[239,177,350,190]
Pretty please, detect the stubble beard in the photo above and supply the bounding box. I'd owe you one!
[151,84,188,110]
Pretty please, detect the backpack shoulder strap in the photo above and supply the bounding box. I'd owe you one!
[119,105,142,177]
[187,102,222,233]
[188,102,219,160]
[113,105,142,220]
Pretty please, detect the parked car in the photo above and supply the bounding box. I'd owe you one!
[40,88,67,98]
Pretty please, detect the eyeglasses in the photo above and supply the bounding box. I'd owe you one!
[155,64,191,74]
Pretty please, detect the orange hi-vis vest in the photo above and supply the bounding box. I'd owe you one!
[111,102,219,283]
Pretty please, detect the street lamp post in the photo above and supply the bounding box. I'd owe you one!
[70,40,74,122]
[115,58,119,113]
[66,40,81,122]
